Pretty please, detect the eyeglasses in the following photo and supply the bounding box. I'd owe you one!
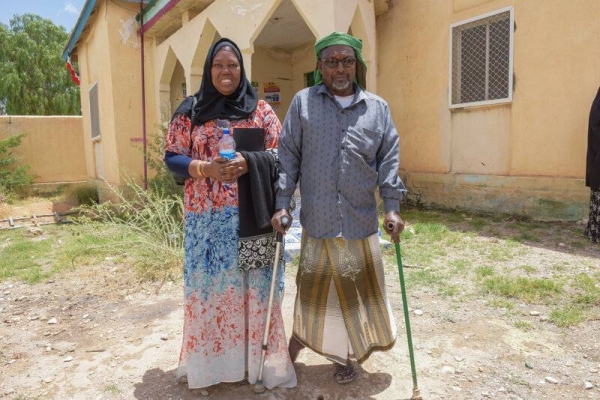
[320,57,357,69]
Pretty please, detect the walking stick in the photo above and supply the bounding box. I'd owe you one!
[387,222,422,400]
[254,215,290,394]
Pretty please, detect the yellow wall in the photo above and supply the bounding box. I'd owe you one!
[251,47,297,122]
[291,44,317,95]
[75,0,158,186]
[377,0,600,218]
[0,117,87,183]
[69,0,600,219]
[509,1,600,177]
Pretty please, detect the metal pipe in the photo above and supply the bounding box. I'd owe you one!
[140,0,148,190]
[254,216,290,394]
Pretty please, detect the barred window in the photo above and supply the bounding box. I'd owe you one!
[450,7,514,107]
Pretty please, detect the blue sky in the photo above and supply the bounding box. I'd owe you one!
[0,1,84,32]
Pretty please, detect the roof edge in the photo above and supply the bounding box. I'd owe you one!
[137,0,180,34]
[62,0,97,61]
[62,0,151,61]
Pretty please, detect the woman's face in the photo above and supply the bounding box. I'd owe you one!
[211,47,241,96]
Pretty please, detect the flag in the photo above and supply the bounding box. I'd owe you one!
[66,57,81,86]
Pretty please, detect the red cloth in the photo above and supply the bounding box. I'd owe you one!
[65,59,80,85]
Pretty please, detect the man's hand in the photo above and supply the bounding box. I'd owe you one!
[271,209,292,235]
[383,211,404,243]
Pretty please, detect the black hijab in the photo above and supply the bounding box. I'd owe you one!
[191,38,258,127]
[586,87,600,188]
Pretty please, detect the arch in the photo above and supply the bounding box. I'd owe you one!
[157,46,185,121]
[250,0,317,121]
[189,19,221,94]
[349,3,375,91]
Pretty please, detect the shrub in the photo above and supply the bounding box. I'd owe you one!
[66,183,99,206]
[74,177,184,280]
[0,133,35,193]
[137,127,184,198]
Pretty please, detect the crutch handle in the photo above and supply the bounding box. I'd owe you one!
[276,215,291,242]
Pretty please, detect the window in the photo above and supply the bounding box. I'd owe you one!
[450,7,514,108]
[89,83,101,140]
[305,71,315,88]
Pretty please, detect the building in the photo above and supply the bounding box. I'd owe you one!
[62,0,600,220]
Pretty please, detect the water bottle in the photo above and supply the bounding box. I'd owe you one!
[218,128,236,160]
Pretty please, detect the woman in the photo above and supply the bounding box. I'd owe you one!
[586,87,600,243]
[164,38,297,390]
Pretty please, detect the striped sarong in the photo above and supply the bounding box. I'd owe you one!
[292,232,397,364]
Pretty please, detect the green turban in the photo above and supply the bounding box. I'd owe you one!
[313,32,367,88]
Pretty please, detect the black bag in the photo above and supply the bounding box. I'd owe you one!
[169,96,197,185]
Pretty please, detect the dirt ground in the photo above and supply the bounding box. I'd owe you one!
[1,201,600,400]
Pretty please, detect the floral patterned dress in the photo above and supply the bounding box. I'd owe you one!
[165,100,297,389]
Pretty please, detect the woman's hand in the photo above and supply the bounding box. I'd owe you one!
[206,153,247,183]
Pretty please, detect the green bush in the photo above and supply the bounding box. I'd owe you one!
[74,177,184,280]
[142,127,184,198]
[67,183,100,206]
[0,133,35,194]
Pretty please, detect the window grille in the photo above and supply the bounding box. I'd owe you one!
[89,83,101,139]
[450,7,513,107]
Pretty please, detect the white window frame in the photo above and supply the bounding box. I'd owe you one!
[449,6,514,109]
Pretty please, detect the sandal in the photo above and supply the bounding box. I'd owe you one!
[288,336,305,363]
[333,362,356,384]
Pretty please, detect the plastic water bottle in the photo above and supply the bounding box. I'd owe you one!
[218,128,236,160]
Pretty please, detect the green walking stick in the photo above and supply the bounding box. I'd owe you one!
[387,222,422,400]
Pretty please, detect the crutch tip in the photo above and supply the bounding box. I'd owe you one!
[253,381,266,394]
[411,388,422,400]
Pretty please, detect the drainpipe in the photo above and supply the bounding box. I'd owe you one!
[140,0,148,190]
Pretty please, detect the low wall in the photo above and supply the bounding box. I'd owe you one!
[402,172,589,221]
[0,116,86,183]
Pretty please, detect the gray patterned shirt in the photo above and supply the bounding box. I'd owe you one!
[276,84,407,240]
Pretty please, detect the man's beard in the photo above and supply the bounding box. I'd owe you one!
[331,79,351,92]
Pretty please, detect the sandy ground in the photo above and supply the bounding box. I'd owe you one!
[1,202,600,399]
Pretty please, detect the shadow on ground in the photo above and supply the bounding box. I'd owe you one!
[133,362,392,400]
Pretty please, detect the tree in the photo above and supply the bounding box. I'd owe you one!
[0,14,80,115]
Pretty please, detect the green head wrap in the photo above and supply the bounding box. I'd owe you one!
[313,32,367,88]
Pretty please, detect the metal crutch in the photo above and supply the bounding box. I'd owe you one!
[253,215,290,394]
[387,222,422,400]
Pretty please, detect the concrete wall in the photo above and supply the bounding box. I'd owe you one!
[251,47,295,122]
[377,0,600,219]
[75,0,159,186]
[67,0,600,219]
[0,116,87,183]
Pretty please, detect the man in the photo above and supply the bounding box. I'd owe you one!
[271,32,406,384]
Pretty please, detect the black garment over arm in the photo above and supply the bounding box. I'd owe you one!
[586,87,600,188]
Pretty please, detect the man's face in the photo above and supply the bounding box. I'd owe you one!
[211,47,241,96]
[317,45,356,96]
